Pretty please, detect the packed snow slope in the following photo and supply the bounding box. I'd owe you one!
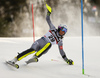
[0,37,100,78]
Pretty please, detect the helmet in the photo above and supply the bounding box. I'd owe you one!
[58,24,67,34]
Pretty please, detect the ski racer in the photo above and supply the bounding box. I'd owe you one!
[7,5,74,66]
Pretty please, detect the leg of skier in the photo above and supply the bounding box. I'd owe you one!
[7,48,35,66]
[26,37,52,64]
[9,37,51,64]
[26,42,51,64]
[9,48,36,64]
[9,38,41,64]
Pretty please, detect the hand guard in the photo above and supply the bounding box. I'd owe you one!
[66,59,74,65]
[46,4,52,13]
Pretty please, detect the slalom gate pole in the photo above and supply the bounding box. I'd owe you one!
[81,0,84,74]
[32,4,35,42]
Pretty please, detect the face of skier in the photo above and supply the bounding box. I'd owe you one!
[59,30,65,36]
[58,27,67,36]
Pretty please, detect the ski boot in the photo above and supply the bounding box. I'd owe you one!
[25,55,38,64]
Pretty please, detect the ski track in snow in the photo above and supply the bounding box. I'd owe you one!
[0,37,100,78]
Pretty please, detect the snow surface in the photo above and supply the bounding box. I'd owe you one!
[0,37,100,78]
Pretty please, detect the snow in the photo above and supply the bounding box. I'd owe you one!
[0,37,100,78]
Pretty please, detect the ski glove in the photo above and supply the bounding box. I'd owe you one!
[47,11,51,16]
[66,59,74,65]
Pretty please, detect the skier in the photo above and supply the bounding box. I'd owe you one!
[7,5,74,67]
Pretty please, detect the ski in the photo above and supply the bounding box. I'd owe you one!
[6,61,19,69]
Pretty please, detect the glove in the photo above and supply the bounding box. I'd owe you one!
[66,59,74,65]
[47,11,51,16]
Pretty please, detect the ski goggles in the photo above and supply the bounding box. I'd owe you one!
[58,26,67,33]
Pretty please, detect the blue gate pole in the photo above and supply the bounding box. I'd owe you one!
[81,0,84,74]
